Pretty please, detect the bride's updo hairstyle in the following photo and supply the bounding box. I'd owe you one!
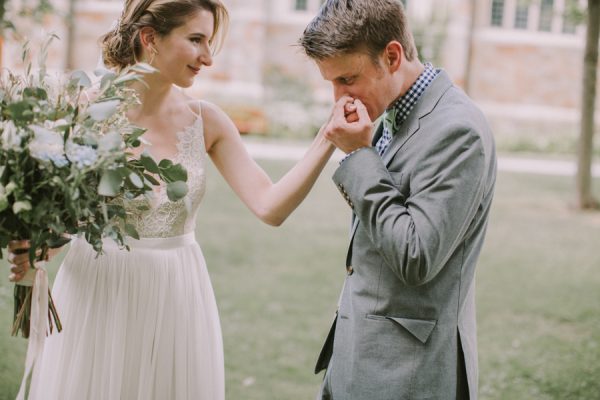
[101,0,228,70]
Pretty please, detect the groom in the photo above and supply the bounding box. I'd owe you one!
[300,1,496,399]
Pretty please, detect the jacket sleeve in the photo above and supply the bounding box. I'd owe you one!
[332,125,488,286]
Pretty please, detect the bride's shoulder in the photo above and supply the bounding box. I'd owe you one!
[192,100,236,133]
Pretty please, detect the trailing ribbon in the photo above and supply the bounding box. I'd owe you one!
[15,264,49,400]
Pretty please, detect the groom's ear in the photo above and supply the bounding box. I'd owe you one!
[384,41,403,72]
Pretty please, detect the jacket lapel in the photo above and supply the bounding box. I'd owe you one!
[382,70,453,167]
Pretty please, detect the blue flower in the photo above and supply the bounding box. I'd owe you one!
[28,125,68,167]
[66,142,98,169]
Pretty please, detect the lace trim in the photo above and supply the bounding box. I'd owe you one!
[122,115,207,238]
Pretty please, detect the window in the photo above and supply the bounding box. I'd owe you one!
[538,0,554,32]
[490,0,505,27]
[514,0,529,29]
[295,0,307,11]
[489,0,581,35]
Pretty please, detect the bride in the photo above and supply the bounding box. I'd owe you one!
[6,0,345,398]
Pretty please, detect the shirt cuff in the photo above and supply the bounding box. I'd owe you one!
[339,147,371,165]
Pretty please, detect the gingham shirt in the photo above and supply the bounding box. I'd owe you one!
[342,63,439,162]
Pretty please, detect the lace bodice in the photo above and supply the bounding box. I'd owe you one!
[122,116,207,238]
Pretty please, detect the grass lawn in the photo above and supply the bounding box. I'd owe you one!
[1,159,599,400]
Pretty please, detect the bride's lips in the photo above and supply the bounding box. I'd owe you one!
[188,65,200,74]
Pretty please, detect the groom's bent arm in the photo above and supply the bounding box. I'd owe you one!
[332,125,489,286]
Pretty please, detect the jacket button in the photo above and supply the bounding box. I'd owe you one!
[346,265,354,276]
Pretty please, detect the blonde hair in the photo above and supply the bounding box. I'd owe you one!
[101,0,228,70]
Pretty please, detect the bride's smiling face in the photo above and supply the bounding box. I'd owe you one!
[150,9,215,88]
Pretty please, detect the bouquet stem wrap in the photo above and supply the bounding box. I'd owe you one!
[12,252,62,338]
[14,262,53,400]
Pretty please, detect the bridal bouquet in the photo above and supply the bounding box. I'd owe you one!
[0,37,189,338]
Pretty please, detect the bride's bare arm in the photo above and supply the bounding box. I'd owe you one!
[203,101,336,226]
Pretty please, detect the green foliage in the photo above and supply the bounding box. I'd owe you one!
[263,65,327,139]
[0,37,189,263]
[0,0,52,31]
[0,161,599,398]
[410,5,449,65]
[564,0,587,26]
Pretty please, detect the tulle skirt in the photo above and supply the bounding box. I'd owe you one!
[28,232,224,400]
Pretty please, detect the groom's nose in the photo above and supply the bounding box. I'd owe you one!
[333,84,350,102]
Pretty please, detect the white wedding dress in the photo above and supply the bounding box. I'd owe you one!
[28,112,224,399]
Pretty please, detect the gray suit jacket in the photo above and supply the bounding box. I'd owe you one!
[316,71,496,400]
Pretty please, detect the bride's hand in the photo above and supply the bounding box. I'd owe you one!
[7,240,61,282]
[344,100,359,123]
[317,97,359,140]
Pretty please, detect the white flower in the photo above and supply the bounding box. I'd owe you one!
[66,141,98,169]
[1,120,25,151]
[28,125,68,167]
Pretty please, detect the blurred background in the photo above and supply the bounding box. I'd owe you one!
[2,0,599,149]
[1,0,599,399]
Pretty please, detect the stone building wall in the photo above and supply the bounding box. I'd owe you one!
[2,0,598,149]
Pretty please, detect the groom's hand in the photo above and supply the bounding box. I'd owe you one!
[325,97,373,154]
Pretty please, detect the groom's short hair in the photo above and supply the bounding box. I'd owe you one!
[299,0,417,63]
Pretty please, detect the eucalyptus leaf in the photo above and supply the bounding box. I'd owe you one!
[98,170,123,196]
[7,100,34,121]
[143,173,160,186]
[86,100,120,122]
[23,87,48,100]
[163,164,188,182]
[128,172,144,189]
[117,167,131,178]
[139,152,160,173]
[124,223,140,240]
[100,72,118,91]
[71,70,92,88]
[131,63,158,74]
[158,159,173,169]
[113,72,140,85]
[166,181,188,201]
[47,236,72,248]
[94,67,112,77]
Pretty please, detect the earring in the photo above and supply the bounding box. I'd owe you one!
[147,46,158,65]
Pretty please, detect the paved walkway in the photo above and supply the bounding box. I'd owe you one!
[242,138,600,178]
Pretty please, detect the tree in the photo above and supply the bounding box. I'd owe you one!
[576,0,600,209]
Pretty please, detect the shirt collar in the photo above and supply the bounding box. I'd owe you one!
[387,62,439,132]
